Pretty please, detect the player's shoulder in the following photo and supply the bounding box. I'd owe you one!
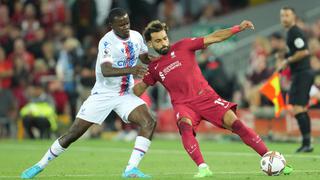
[130,30,143,38]
[148,57,162,68]
[172,37,199,48]
[98,31,113,47]
[289,25,303,36]
[174,37,191,44]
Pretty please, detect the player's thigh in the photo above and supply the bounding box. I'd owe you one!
[222,110,238,130]
[289,70,314,106]
[195,95,237,129]
[173,104,201,127]
[76,94,114,125]
[113,94,148,124]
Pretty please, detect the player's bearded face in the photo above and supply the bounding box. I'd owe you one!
[155,45,170,55]
[151,31,170,55]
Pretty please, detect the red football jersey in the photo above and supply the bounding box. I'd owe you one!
[143,37,216,104]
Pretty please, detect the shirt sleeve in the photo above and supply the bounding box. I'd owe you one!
[138,32,148,55]
[290,28,307,51]
[99,40,114,64]
[177,37,205,51]
[143,70,157,86]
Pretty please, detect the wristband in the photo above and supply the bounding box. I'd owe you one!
[231,25,241,34]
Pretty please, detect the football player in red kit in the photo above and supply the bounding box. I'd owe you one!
[133,20,293,177]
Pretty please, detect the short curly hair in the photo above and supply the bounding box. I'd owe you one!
[143,20,168,42]
[281,6,296,15]
[107,8,127,24]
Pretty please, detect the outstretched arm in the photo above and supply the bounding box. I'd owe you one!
[203,20,254,48]
[133,81,150,97]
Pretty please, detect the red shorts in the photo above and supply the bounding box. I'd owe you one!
[173,91,237,129]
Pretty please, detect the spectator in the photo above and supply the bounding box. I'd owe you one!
[197,49,236,101]
[20,83,57,139]
[27,28,46,58]
[71,0,97,41]
[2,24,22,54]
[32,59,50,85]
[244,55,274,117]
[157,0,184,28]
[8,38,35,72]
[56,38,83,119]
[127,0,157,33]
[249,36,271,74]
[79,42,96,102]
[309,38,320,59]
[0,46,13,89]
[0,84,17,138]
[41,41,58,74]
[0,5,10,47]
[95,0,113,26]
[21,3,40,42]
[311,19,320,39]
[10,55,30,111]
[40,0,67,35]
[48,80,69,115]
[11,1,24,26]
[197,3,217,24]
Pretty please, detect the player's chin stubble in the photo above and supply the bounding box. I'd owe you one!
[157,47,169,55]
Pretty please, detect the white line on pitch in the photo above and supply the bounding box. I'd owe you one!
[1,170,320,179]
[2,144,320,159]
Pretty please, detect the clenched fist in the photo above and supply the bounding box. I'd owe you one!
[130,65,148,79]
[240,20,255,31]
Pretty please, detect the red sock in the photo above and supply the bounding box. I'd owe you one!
[232,120,268,156]
[178,122,204,166]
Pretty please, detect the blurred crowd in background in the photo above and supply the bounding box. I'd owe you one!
[1,0,320,140]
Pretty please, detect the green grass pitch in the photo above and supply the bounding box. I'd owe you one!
[1,139,320,179]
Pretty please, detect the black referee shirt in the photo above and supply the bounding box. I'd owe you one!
[286,25,310,73]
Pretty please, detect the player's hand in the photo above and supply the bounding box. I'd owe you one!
[131,65,148,79]
[240,20,255,31]
[148,54,158,61]
[275,52,285,59]
[276,59,288,72]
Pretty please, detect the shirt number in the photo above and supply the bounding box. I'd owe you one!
[214,98,229,108]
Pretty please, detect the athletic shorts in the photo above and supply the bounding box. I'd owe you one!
[289,70,314,106]
[173,91,237,129]
[76,93,145,124]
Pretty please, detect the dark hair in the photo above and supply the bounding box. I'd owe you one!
[107,8,128,24]
[281,6,296,14]
[143,20,168,42]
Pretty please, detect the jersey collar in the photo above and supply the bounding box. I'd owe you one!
[112,30,130,41]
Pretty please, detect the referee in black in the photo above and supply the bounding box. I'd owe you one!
[278,7,314,153]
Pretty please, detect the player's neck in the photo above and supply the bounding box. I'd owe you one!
[286,22,296,30]
[112,30,130,41]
